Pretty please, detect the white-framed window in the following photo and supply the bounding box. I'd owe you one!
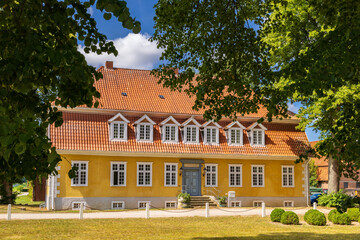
[282,166,294,187]
[251,165,264,187]
[229,164,242,187]
[283,201,294,207]
[137,162,152,186]
[111,201,125,209]
[111,162,126,186]
[184,126,199,143]
[137,123,153,142]
[229,128,243,145]
[138,201,150,209]
[71,161,88,186]
[252,129,265,146]
[165,201,177,208]
[110,122,127,141]
[164,163,178,187]
[204,127,219,144]
[253,201,264,207]
[72,202,86,210]
[205,164,218,187]
[230,201,242,207]
[163,124,178,143]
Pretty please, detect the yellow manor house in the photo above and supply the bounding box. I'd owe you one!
[46,61,310,210]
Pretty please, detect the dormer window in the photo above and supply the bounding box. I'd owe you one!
[202,121,221,145]
[134,115,156,142]
[108,113,130,141]
[225,121,245,146]
[247,122,267,146]
[159,116,180,143]
[181,117,201,144]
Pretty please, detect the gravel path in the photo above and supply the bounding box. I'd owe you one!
[2,207,331,220]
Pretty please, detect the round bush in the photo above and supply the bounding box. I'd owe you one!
[304,209,326,226]
[328,209,340,223]
[333,213,351,225]
[270,208,285,222]
[347,208,360,221]
[280,211,299,225]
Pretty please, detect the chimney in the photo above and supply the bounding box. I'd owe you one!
[105,61,113,69]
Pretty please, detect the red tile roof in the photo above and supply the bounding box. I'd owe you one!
[51,112,309,156]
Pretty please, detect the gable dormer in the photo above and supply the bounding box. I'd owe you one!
[159,116,181,143]
[247,122,267,146]
[181,116,201,144]
[225,121,246,146]
[202,121,221,145]
[134,114,156,142]
[108,113,130,141]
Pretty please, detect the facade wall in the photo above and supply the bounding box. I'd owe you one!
[53,154,307,209]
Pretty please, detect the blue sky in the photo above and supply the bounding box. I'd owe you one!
[85,1,320,142]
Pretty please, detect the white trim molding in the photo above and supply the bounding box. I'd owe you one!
[137,162,153,187]
[108,113,130,123]
[205,164,218,187]
[110,162,127,187]
[164,163,178,187]
[225,121,246,146]
[71,161,89,187]
[202,121,221,145]
[283,200,294,207]
[111,201,125,209]
[165,201,177,208]
[251,165,265,187]
[282,165,295,187]
[247,122,267,147]
[229,164,242,187]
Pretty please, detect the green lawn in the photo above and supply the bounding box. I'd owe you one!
[1,216,360,239]
[15,195,44,206]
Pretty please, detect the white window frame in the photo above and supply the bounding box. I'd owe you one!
[253,201,264,207]
[72,202,86,210]
[183,125,200,144]
[164,163,178,187]
[165,201,177,208]
[110,162,127,187]
[71,161,88,187]
[229,164,242,187]
[228,128,243,146]
[111,201,125,209]
[204,126,219,145]
[251,165,265,187]
[230,201,242,207]
[251,129,265,146]
[138,201,151,209]
[283,201,294,207]
[136,123,154,142]
[205,164,218,187]
[110,121,128,141]
[137,162,153,187]
[282,165,295,187]
[162,124,179,143]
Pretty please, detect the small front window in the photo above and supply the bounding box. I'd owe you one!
[72,161,88,186]
[252,130,264,145]
[111,162,126,186]
[138,124,152,141]
[229,165,242,187]
[164,125,177,142]
[205,164,217,187]
[137,163,152,186]
[230,129,242,145]
[205,127,218,144]
[185,126,198,143]
[252,165,264,187]
[282,166,294,187]
[164,163,177,186]
[111,122,126,140]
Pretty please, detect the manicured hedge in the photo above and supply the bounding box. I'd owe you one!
[304,209,326,226]
[280,211,299,225]
[270,208,285,222]
[328,209,340,223]
[347,208,360,221]
[333,213,351,225]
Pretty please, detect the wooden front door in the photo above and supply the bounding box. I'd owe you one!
[184,169,201,196]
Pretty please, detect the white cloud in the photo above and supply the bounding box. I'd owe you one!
[79,33,163,70]
[288,103,300,113]
[87,7,94,16]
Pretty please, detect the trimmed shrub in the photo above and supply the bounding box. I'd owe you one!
[317,190,352,212]
[333,213,351,225]
[328,209,340,223]
[347,208,360,221]
[304,209,326,226]
[280,211,299,225]
[270,208,285,222]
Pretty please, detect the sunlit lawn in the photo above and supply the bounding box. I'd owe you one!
[1,216,360,240]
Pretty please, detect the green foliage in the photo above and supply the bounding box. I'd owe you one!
[177,193,190,204]
[309,160,318,188]
[270,208,285,222]
[0,1,140,186]
[280,211,299,225]
[333,213,351,225]
[304,209,326,226]
[318,191,353,212]
[347,208,360,221]
[328,209,340,223]
[218,196,227,205]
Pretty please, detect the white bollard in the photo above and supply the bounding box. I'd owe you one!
[261,202,266,217]
[205,202,209,218]
[7,204,11,220]
[313,202,317,210]
[79,203,84,219]
[146,203,150,219]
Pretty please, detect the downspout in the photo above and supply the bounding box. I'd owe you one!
[305,159,310,207]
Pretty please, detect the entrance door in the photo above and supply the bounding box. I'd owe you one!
[184,169,200,196]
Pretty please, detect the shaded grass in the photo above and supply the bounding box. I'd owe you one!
[1,216,360,240]
[15,195,44,206]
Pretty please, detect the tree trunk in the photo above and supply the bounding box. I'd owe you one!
[328,154,339,193]
[3,181,13,204]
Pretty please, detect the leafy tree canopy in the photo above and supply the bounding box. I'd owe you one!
[0,0,140,186]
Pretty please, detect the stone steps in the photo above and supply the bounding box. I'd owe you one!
[189,196,218,207]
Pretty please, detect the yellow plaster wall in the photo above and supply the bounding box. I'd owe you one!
[57,155,305,198]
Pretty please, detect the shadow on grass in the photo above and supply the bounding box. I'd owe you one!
[192,232,360,240]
